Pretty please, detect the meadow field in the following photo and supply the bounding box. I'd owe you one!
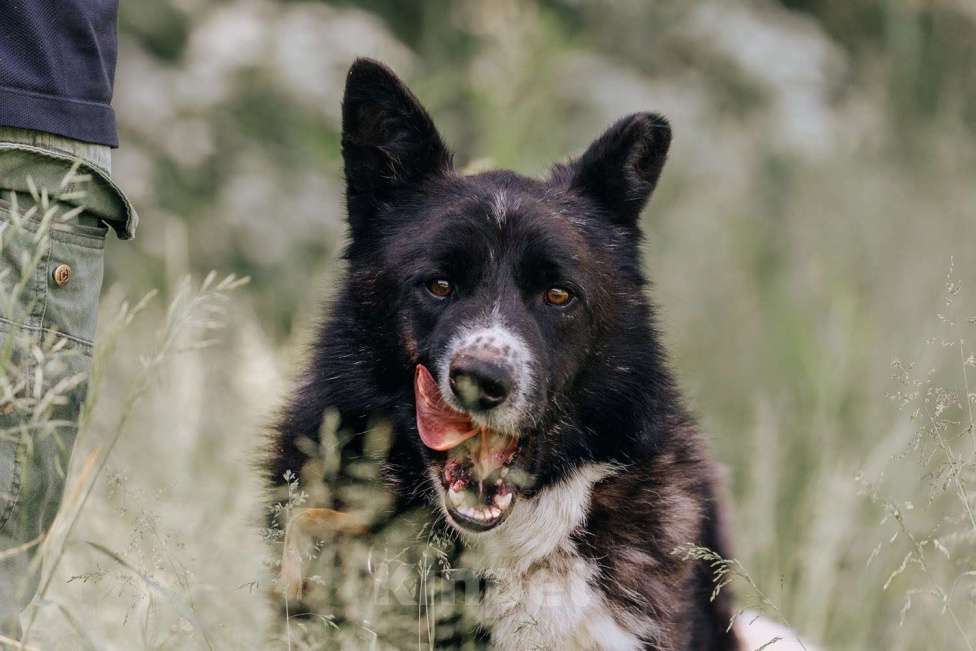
[6,1,976,649]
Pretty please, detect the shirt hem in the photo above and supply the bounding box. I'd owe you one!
[0,86,118,148]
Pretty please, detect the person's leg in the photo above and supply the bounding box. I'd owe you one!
[0,128,133,637]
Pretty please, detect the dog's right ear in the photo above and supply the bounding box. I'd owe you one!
[567,112,671,228]
[341,59,452,230]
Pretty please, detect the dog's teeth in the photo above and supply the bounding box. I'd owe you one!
[448,486,465,507]
[456,498,507,523]
[494,492,513,511]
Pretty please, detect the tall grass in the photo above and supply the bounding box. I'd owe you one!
[1,175,250,649]
[5,171,973,650]
[674,256,976,650]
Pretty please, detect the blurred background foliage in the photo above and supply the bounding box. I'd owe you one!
[32,0,976,649]
[109,0,976,335]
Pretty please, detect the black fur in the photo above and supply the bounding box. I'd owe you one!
[265,58,739,650]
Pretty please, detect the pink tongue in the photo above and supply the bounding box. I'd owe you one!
[415,365,479,451]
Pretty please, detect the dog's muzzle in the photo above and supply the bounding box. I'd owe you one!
[415,364,524,532]
[437,323,535,435]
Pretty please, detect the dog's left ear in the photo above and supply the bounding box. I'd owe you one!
[341,59,452,223]
[568,113,671,227]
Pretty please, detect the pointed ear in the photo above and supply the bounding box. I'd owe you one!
[341,59,452,206]
[569,113,671,227]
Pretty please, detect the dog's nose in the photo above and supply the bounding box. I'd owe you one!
[449,355,513,411]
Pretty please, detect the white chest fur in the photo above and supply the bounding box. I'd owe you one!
[467,464,644,651]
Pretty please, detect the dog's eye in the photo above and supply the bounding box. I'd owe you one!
[427,279,453,298]
[544,287,573,307]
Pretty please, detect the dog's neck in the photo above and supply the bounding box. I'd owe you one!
[459,462,647,651]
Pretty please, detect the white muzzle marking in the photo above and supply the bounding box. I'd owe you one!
[438,322,535,435]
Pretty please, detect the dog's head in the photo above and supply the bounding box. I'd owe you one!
[340,59,671,534]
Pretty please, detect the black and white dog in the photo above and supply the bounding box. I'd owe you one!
[267,58,751,650]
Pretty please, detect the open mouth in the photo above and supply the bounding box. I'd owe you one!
[415,365,522,532]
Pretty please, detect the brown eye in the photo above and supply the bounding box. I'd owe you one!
[545,287,573,306]
[427,279,453,298]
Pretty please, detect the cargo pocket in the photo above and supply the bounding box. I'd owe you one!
[42,223,106,346]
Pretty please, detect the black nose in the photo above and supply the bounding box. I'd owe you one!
[448,355,513,411]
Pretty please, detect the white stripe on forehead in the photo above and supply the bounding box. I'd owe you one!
[489,190,509,226]
[488,190,522,227]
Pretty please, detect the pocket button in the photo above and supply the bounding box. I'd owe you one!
[53,264,73,287]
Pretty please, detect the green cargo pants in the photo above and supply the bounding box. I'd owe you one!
[0,128,136,637]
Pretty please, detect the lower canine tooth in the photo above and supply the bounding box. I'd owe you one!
[448,487,465,507]
[494,492,513,510]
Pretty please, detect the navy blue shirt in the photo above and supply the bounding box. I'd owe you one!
[0,0,119,146]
